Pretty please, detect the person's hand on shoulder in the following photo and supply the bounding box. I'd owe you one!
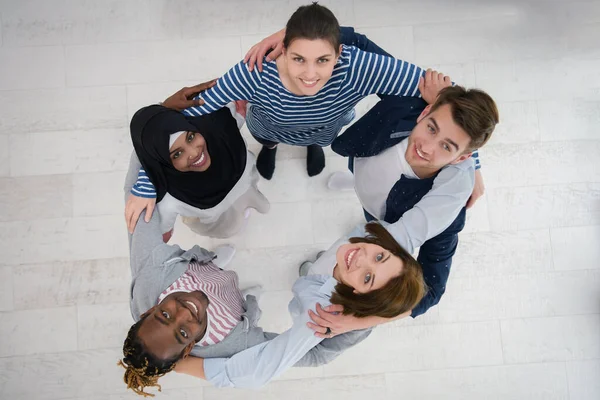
[162,79,218,110]
[125,193,156,234]
[244,28,286,72]
[418,69,452,104]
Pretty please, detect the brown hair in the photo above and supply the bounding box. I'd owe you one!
[117,317,185,397]
[429,85,499,152]
[283,2,341,55]
[330,222,426,318]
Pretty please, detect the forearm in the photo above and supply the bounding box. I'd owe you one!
[174,357,206,380]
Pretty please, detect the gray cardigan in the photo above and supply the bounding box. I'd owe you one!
[124,158,370,364]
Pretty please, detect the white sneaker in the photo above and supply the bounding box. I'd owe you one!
[327,171,355,191]
[212,244,236,269]
[299,261,313,277]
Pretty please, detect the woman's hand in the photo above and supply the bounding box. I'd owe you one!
[244,28,286,72]
[125,193,156,234]
[418,69,452,104]
[162,79,218,110]
[307,304,371,338]
[466,169,485,209]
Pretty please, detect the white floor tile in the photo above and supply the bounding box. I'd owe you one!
[452,229,553,278]
[203,373,387,400]
[0,307,77,357]
[551,225,600,271]
[0,134,8,176]
[1,0,181,46]
[487,101,540,145]
[0,266,13,311]
[0,86,128,134]
[385,362,569,400]
[321,321,503,376]
[501,315,600,364]
[12,258,131,310]
[487,183,600,231]
[77,302,132,350]
[65,38,242,87]
[482,141,600,189]
[0,216,129,265]
[9,129,133,177]
[0,46,65,90]
[566,359,600,400]
[538,99,600,142]
[0,175,73,222]
[73,171,127,217]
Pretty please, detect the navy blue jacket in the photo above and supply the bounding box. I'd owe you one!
[334,27,467,317]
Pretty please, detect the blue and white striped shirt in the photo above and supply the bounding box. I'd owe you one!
[131,45,481,197]
[184,45,424,147]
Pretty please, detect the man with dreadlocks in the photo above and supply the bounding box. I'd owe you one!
[119,129,372,397]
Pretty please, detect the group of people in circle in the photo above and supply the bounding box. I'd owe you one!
[118,2,499,396]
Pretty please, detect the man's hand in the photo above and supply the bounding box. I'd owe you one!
[162,79,218,111]
[307,304,370,338]
[125,193,156,234]
[466,169,485,209]
[244,28,286,72]
[418,69,452,104]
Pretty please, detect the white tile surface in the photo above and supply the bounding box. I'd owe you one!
[452,229,553,278]
[0,266,13,311]
[1,1,599,398]
[385,362,569,400]
[77,302,132,350]
[1,0,181,46]
[0,216,129,265]
[321,321,503,376]
[73,171,126,217]
[9,129,133,176]
[12,258,131,310]
[566,359,600,400]
[0,307,77,357]
[0,175,73,222]
[483,141,600,188]
[0,46,65,90]
[501,315,600,364]
[551,225,600,271]
[0,86,128,134]
[0,134,8,176]
[487,183,600,231]
[65,38,242,87]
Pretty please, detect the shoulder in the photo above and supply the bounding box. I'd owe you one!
[438,158,476,190]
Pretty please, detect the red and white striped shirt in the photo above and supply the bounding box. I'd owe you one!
[158,260,244,346]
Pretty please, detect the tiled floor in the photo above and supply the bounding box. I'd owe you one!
[0,1,599,399]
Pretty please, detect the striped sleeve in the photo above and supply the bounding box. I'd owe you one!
[348,47,425,98]
[131,169,157,198]
[183,61,262,117]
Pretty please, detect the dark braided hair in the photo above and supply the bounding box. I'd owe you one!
[117,316,185,397]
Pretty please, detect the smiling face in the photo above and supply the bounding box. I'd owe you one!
[280,38,340,96]
[169,131,211,172]
[137,291,209,361]
[334,242,404,294]
[405,103,473,178]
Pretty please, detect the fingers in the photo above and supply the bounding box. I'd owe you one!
[145,202,155,223]
[324,304,344,313]
[418,76,425,92]
[308,309,331,327]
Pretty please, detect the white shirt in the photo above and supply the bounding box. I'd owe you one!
[354,139,419,219]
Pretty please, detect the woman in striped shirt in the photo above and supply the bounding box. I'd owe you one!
[129,2,427,206]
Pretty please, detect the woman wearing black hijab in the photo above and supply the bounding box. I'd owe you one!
[124,101,269,240]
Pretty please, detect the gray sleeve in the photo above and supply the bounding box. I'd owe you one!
[293,329,372,367]
[124,151,170,277]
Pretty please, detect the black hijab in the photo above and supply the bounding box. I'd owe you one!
[130,105,247,209]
